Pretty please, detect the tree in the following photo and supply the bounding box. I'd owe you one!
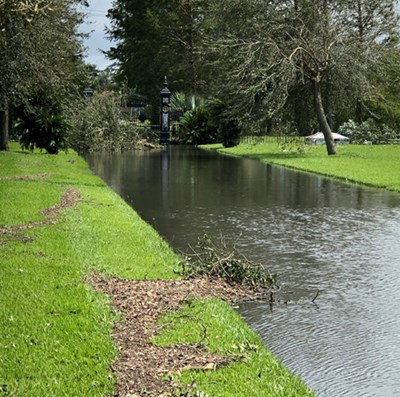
[0,0,87,151]
[203,0,399,154]
[106,0,208,121]
[365,47,400,129]
[345,0,399,122]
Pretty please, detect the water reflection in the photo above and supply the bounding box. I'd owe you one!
[86,147,400,397]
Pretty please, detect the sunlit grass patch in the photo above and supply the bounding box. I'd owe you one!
[0,142,104,187]
[204,142,400,192]
[0,146,180,396]
[153,298,315,397]
[0,181,64,227]
[65,186,181,279]
[0,224,116,396]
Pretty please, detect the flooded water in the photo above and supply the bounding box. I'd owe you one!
[86,146,400,396]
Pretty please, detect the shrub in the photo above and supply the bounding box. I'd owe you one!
[14,105,70,154]
[205,98,241,148]
[338,119,398,144]
[173,94,241,146]
[179,106,219,145]
[220,119,241,148]
[68,91,143,152]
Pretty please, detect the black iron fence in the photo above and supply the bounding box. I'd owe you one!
[240,135,304,144]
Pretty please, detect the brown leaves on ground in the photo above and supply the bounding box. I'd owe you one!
[89,274,259,397]
[41,188,80,218]
[0,188,80,235]
[0,172,50,181]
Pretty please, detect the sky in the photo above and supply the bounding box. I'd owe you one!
[80,0,113,70]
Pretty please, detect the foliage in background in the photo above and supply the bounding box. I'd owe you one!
[0,0,88,151]
[172,92,241,147]
[13,91,70,154]
[365,47,400,130]
[338,119,399,144]
[68,91,143,152]
[106,0,400,151]
[204,0,399,154]
[179,106,217,145]
[106,0,209,117]
[172,92,215,145]
[219,117,241,148]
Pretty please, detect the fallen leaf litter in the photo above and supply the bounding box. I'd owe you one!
[0,188,80,235]
[89,274,260,397]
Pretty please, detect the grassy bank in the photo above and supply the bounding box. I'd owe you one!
[0,144,314,396]
[202,142,400,192]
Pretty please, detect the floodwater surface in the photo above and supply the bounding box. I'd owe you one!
[86,147,400,396]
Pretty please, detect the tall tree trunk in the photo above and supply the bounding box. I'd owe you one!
[0,101,9,151]
[313,74,336,155]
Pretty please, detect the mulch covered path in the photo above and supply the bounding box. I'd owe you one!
[89,275,259,397]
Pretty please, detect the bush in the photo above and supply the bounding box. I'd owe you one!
[14,105,70,155]
[338,119,399,144]
[68,91,143,152]
[179,106,219,145]
[205,98,241,148]
[173,94,241,146]
[220,119,241,148]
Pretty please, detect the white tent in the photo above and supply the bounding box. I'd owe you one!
[304,132,349,145]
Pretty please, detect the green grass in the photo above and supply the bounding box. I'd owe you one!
[153,299,314,397]
[202,142,400,192]
[0,180,64,226]
[0,144,180,396]
[0,142,314,396]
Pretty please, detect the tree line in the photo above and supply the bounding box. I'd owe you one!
[0,0,399,155]
[107,0,400,154]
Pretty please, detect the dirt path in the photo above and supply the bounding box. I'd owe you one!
[89,274,258,397]
[0,188,80,235]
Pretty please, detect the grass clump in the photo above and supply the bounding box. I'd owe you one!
[201,142,400,192]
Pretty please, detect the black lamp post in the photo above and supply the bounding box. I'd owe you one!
[160,77,171,145]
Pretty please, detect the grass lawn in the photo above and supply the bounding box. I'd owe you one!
[202,142,400,192]
[0,143,314,396]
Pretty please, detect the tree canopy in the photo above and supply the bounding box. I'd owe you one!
[0,0,87,151]
[107,0,400,154]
